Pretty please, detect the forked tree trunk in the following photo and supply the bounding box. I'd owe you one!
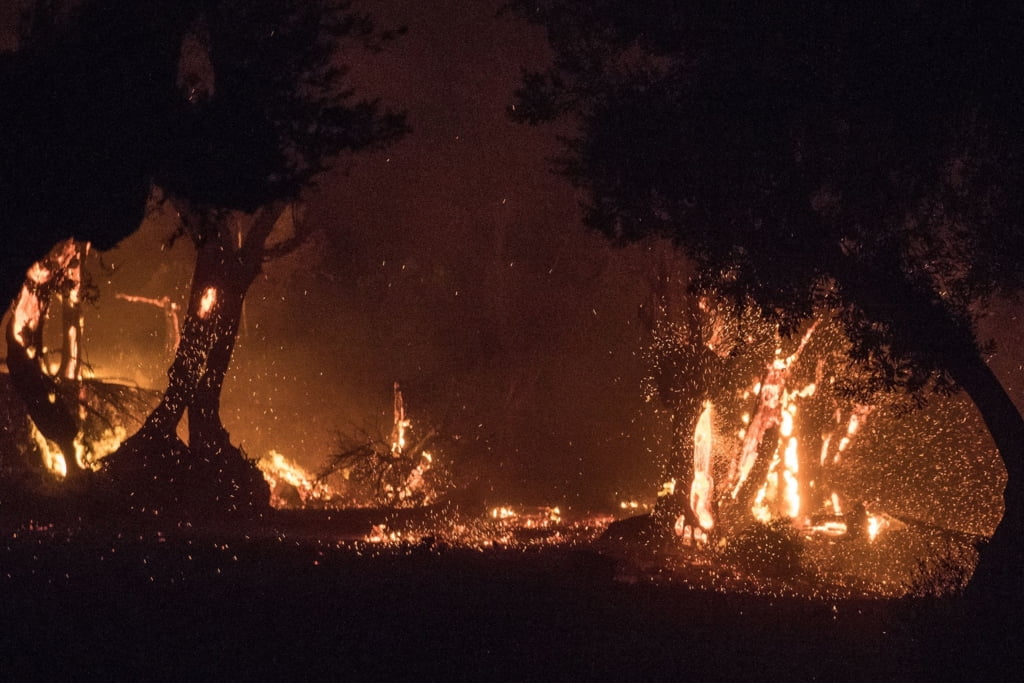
[104,204,283,512]
[120,237,229,448]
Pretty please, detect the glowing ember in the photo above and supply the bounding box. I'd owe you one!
[489,505,562,527]
[197,286,218,319]
[491,506,517,520]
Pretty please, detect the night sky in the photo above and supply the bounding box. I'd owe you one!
[3,1,1021,521]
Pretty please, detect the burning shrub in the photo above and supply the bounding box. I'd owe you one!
[720,520,805,579]
[320,383,453,508]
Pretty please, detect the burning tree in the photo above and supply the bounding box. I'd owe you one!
[639,255,891,543]
[95,0,406,513]
[5,240,92,480]
[510,2,1024,600]
[3,238,158,488]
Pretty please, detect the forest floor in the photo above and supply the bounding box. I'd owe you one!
[0,505,1019,681]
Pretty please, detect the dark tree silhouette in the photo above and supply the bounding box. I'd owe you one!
[509,2,1024,601]
[0,0,202,302]
[2,1,203,485]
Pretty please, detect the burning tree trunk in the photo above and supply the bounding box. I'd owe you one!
[5,239,89,480]
[642,251,729,532]
[727,323,817,499]
[56,242,89,382]
[794,364,830,522]
[103,202,287,512]
[689,401,715,530]
[713,323,818,535]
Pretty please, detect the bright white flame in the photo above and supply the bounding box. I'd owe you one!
[197,286,218,319]
[689,402,715,529]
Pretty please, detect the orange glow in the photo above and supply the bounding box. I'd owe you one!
[867,515,882,542]
[390,382,410,455]
[30,423,67,478]
[689,401,715,529]
[197,286,218,318]
[257,450,333,508]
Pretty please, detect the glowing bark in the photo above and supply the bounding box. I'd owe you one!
[728,323,817,499]
[4,239,88,479]
[689,401,715,529]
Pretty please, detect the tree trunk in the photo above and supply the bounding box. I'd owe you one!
[118,238,226,449]
[946,349,1024,605]
[653,396,703,531]
[843,263,1024,604]
[188,266,249,453]
[5,239,85,480]
[102,205,282,513]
